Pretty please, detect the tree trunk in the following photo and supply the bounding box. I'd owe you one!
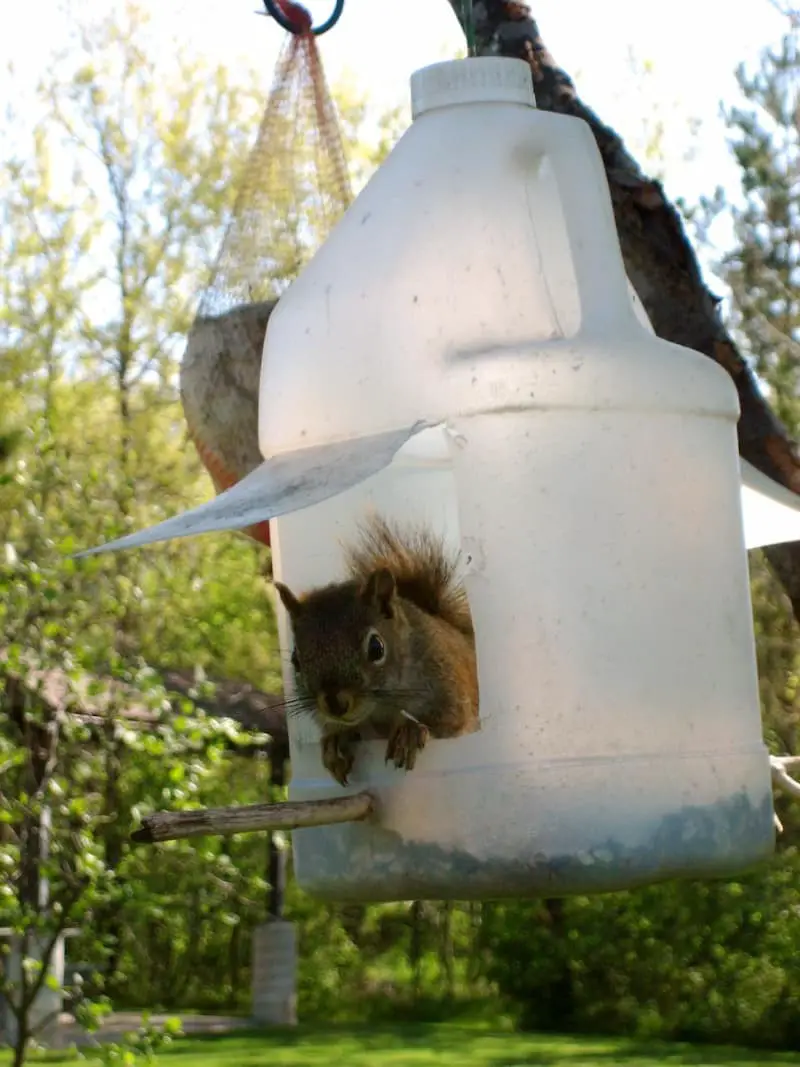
[539,898,574,1031]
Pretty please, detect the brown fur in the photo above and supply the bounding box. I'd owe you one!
[275,514,479,786]
[345,514,474,638]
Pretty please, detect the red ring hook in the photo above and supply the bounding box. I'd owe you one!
[261,0,344,36]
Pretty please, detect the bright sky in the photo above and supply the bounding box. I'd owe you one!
[0,0,792,271]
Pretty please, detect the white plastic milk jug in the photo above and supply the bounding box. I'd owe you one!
[262,56,774,901]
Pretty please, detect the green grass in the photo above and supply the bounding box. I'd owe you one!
[9,1024,800,1067]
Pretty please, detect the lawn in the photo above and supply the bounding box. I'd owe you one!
[7,1025,800,1067]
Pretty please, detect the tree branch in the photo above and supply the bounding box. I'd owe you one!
[767,0,800,28]
[0,657,288,743]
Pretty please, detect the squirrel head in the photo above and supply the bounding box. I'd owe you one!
[276,569,410,728]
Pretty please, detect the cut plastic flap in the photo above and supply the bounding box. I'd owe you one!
[741,458,800,549]
[74,422,431,559]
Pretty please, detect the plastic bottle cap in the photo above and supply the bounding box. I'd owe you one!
[410,57,536,120]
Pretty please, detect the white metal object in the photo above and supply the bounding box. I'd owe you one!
[77,57,786,900]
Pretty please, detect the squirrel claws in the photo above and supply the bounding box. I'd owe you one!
[385,719,430,772]
[321,731,358,786]
[322,719,430,784]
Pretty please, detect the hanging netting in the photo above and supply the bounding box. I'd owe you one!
[181,0,352,547]
[197,2,352,316]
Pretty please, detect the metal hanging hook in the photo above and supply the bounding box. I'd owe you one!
[260,0,345,36]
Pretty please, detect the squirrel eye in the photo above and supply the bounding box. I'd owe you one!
[365,630,386,665]
[291,648,301,673]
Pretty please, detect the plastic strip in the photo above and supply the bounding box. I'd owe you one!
[74,421,431,558]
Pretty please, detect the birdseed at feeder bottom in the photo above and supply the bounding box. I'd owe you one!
[290,789,774,902]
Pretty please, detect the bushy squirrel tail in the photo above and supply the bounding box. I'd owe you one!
[345,513,474,638]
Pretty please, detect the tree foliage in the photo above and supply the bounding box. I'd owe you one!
[6,2,800,1058]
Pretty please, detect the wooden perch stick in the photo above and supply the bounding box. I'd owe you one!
[131,791,375,844]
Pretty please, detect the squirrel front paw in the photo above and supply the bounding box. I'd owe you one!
[385,718,430,772]
[321,731,358,786]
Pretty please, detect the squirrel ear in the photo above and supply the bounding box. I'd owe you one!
[275,581,301,616]
[363,568,396,617]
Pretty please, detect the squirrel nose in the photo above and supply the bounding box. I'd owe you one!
[320,689,354,719]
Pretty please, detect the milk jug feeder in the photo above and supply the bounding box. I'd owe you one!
[83,56,800,901]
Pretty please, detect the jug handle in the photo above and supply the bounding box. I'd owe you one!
[534,119,643,338]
